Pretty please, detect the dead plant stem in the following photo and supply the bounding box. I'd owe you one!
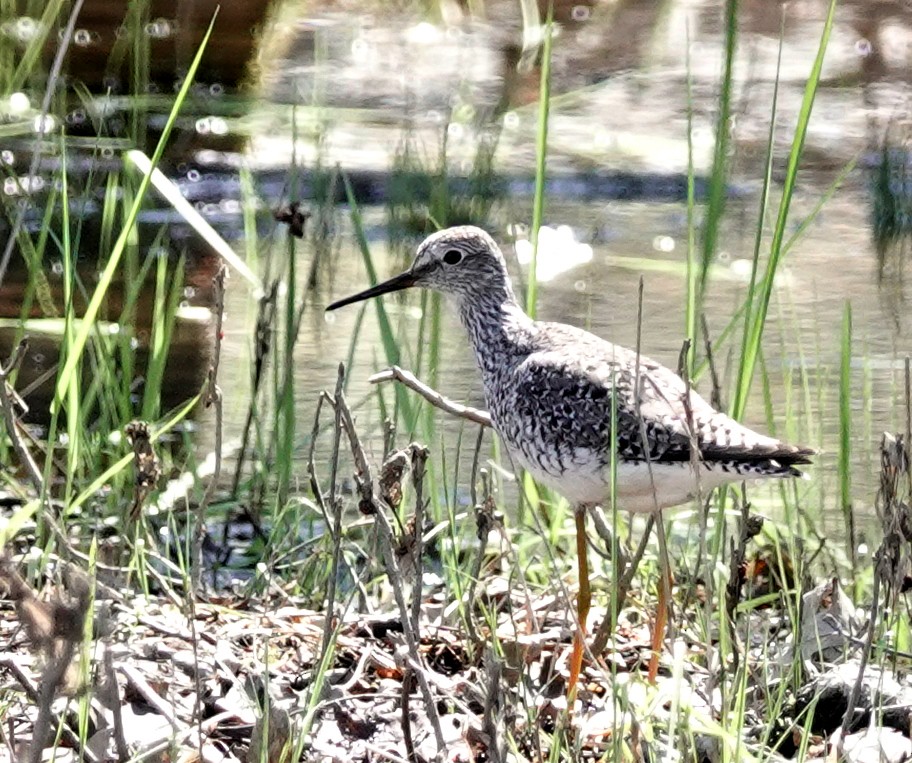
[369,366,492,427]
[321,364,347,658]
[329,385,447,754]
[193,265,227,592]
[0,341,42,494]
[409,446,429,633]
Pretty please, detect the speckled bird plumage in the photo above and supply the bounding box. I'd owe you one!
[328,225,813,512]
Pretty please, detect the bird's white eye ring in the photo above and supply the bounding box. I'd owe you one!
[443,249,463,265]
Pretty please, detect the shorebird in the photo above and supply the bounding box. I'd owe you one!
[326,225,814,686]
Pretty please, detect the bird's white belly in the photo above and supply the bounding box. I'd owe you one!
[512,447,748,513]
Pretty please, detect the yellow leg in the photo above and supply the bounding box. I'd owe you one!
[568,504,591,697]
[648,537,672,683]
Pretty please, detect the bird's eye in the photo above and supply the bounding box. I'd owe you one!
[442,249,463,265]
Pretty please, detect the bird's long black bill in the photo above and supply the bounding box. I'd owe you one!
[325,270,416,311]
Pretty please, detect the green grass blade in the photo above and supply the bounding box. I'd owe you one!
[527,3,554,319]
[0,499,39,547]
[341,171,415,426]
[781,153,859,258]
[730,18,784,420]
[142,254,185,422]
[277,232,297,506]
[7,0,67,92]
[731,0,836,420]
[838,301,855,574]
[684,24,697,371]
[68,393,202,514]
[52,11,219,411]
[698,0,738,298]
[125,150,261,290]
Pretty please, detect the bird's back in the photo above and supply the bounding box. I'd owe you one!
[482,318,812,508]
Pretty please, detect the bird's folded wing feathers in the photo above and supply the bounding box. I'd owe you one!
[525,323,814,466]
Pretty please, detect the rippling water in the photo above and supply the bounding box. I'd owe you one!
[226,0,912,536]
[4,0,912,539]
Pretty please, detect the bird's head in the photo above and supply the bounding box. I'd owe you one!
[325,226,510,311]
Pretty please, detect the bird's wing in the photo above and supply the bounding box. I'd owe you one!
[521,322,813,466]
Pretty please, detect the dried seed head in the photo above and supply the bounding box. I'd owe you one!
[379,449,410,508]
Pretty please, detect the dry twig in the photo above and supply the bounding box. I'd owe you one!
[321,365,347,658]
[724,496,762,675]
[193,263,228,591]
[101,648,130,760]
[326,379,447,754]
[0,562,95,763]
[590,514,656,656]
[0,341,42,494]
[189,265,227,763]
[840,433,912,747]
[369,366,492,427]
[408,445,430,634]
[232,281,279,495]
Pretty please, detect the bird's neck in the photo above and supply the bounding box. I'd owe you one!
[456,283,533,376]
